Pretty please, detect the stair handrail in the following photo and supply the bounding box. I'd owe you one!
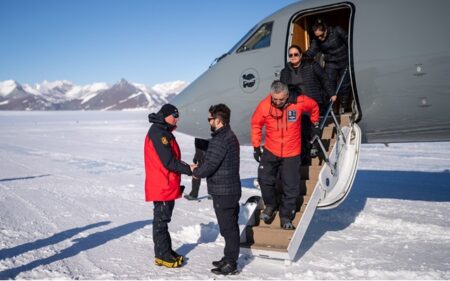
[311,67,349,172]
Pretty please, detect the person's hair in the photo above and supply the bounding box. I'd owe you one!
[312,18,327,32]
[288,45,302,54]
[270,80,288,95]
[209,103,231,125]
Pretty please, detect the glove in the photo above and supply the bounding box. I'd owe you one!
[314,53,325,68]
[253,146,262,163]
[313,123,322,138]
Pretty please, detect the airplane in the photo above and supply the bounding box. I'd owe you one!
[171,0,450,260]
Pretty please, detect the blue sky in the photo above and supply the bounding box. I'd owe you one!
[0,0,298,86]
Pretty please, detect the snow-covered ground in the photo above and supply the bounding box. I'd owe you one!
[0,111,449,280]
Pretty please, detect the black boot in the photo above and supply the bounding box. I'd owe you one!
[212,257,226,268]
[211,262,238,275]
[260,205,277,224]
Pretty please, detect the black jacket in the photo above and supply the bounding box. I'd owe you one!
[147,113,192,176]
[280,60,334,104]
[193,125,241,196]
[306,26,348,69]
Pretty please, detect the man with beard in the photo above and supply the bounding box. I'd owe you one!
[251,81,319,230]
[193,104,241,275]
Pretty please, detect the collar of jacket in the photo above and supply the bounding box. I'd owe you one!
[211,124,229,137]
[148,113,177,132]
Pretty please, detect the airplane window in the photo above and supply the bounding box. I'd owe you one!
[228,25,257,54]
[236,22,273,53]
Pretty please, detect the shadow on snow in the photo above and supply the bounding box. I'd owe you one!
[0,220,152,279]
[295,169,450,260]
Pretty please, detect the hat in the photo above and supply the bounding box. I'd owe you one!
[158,103,179,118]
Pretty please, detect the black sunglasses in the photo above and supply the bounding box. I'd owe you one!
[172,112,179,118]
[288,53,300,58]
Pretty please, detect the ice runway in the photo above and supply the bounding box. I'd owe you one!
[0,111,449,279]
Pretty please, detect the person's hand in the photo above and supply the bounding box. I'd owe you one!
[314,53,325,68]
[253,147,262,162]
[190,163,198,172]
[313,123,322,138]
[330,95,337,102]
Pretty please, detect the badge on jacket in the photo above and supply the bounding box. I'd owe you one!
[288,110,297,122]
[161,136,169,145]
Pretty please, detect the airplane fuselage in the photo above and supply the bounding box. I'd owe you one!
[172,0,450,144]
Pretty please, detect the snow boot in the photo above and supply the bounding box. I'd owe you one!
[280,218,295,230]
[211,262,238,275]
[155,253,182,268]
[260,205,277,224]
[212,257,226,268]
[184,194,198,201]
[171,249,184,263]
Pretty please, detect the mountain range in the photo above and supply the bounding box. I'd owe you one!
[0,79,188,111]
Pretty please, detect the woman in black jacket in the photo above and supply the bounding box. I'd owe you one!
[280,45,334,159]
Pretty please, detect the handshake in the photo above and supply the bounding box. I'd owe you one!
[189,163,199,179]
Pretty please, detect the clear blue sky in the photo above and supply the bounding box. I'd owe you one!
[0,0,298,86]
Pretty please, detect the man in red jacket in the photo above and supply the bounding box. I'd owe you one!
[251,80,319,230]
[144,103,193,268]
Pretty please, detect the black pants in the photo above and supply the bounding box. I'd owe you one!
[326,66,351,108]
[258,149,301,220]
[212,194,241,266]
[153,201,175,259]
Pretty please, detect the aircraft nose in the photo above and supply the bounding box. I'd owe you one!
[171,82,211,140]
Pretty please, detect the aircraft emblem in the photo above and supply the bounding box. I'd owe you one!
[239,68,259,93]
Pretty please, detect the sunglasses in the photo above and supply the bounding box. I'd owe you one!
[172,112,179,118]
[288,53,300,58]
[207,117,215,122]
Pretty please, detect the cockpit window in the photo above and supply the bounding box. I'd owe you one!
[236,22,273,53]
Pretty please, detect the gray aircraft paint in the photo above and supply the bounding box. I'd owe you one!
[172,0,450,144]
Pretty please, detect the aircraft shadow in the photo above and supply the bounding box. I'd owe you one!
[0,220,152,279]
[295,169,450,261]
[0,174,51,183]
[175,221,219,262]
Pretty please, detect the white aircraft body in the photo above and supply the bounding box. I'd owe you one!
[171,0,450,260]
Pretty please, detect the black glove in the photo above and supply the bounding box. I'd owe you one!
[313,123,322,138]
[314,53,325,68]
[253,146,262,163]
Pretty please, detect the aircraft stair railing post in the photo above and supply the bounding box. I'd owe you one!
[311,134,336,176]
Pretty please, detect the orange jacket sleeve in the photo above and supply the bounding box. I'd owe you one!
[251,101,266,148]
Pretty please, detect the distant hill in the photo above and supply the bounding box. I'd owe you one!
[0,79,188,111]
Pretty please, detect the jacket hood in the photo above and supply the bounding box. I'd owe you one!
[148,113,176,131]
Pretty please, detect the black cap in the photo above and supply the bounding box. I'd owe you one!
[158,103,179,118]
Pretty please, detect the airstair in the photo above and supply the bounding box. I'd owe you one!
[239,111,362,261]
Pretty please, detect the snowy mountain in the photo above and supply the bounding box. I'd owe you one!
[0,79,188,111]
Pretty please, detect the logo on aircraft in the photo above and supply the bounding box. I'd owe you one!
[239,68,259,93]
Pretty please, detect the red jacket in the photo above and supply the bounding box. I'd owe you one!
[144,114,191,201]
[251,94,319,158]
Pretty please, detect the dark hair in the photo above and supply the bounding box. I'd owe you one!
[209,103,231,125]
[288,45,302,54]
[312,18,327,32]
